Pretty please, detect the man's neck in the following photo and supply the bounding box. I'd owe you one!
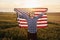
[30,17,34,19]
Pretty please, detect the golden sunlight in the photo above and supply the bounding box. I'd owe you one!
[23,0,42,8]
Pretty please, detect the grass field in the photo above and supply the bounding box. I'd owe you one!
[0,12,60,40]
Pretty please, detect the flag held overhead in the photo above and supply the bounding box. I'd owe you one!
[14,8,48,28]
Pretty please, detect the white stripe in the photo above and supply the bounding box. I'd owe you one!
[18,21,47,23]
[37,24,48,26]
[35,12,45,14]
[35,15,47,17]
[19,24,28,26]
[37,21,47,23]
[35,12,43,14]
[17,18,47,20]
[19,24,47,26]
[43,15,47,16]
[18,21,27,23]
[38,18,47,20]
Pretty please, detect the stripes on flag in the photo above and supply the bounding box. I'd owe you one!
[18,24,48,28]
[18,20,47,24]
[19,24,48,26]
[15,8,48,28]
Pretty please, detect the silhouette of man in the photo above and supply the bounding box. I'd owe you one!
[14,8,44,40]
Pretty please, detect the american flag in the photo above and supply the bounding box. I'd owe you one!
[14,8,48,28]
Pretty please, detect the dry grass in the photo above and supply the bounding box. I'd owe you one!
[0,12,60,40]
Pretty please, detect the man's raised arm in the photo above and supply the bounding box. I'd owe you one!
[14,8,29,19]
[14,8,28,14]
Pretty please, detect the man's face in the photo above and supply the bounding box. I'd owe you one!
[29,12,34,18]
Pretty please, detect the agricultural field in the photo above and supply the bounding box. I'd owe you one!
[0,12,60,40]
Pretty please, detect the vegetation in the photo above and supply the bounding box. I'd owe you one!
[0,12,60,40]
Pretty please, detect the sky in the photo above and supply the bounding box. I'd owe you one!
[0,0,60,12]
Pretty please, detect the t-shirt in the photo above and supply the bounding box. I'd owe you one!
[18,12,43,33]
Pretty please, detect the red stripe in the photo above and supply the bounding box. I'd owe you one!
[34,14,46,15]
[19,26,47,28]
[37,26,47,28]
[19,20,47,22]
[34,13,46,15]
[18,22,47,24]
[19,22,47,25]
[37,20,47,22]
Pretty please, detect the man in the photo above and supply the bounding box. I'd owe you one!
[14,8,43,40]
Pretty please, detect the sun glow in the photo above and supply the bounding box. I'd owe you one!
[23,0,42,8]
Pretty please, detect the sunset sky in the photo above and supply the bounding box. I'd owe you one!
[0,0,60,12]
